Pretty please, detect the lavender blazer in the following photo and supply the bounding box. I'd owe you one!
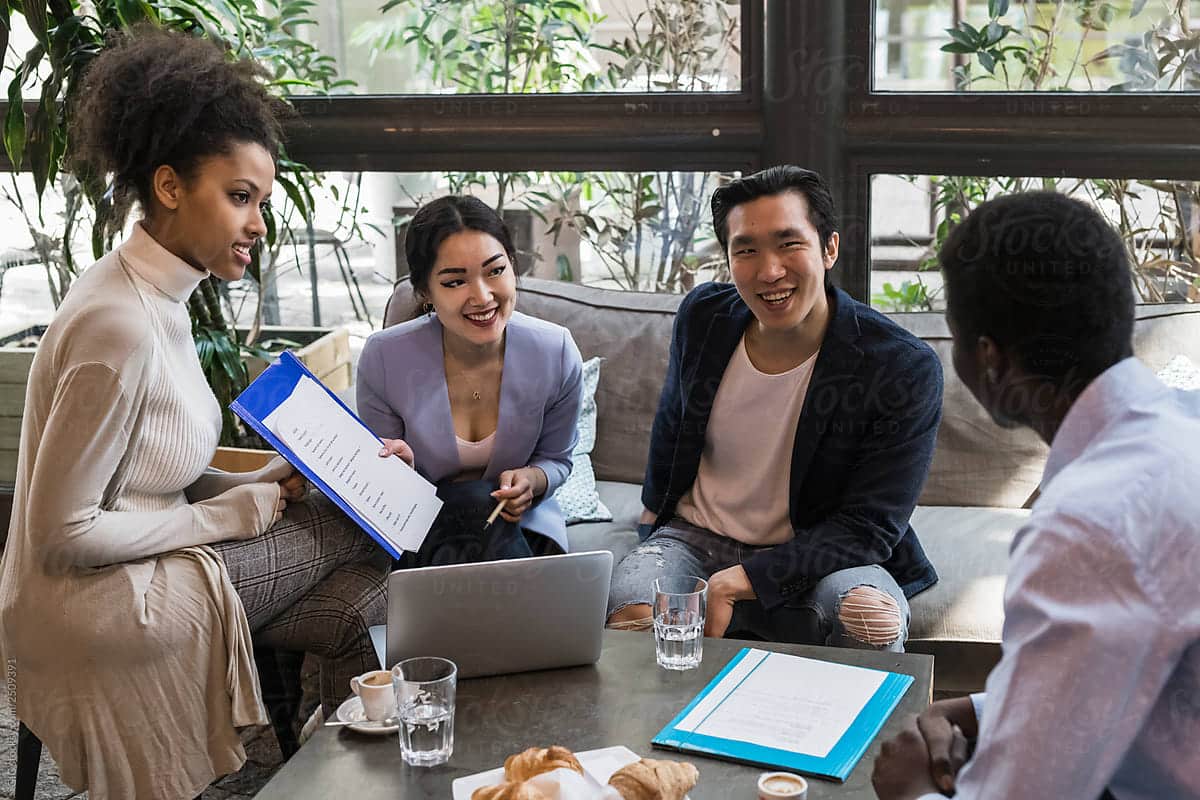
[355,311,583,551]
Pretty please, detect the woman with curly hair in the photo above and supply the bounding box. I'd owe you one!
[0,27,389,799]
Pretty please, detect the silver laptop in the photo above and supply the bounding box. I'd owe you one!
[370,550,613,679]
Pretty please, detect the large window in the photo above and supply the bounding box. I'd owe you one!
[298,0,743,95]
[874,0,1200,92]
[3,0,1197,330]
[224,168,732,334]
[870,173,1200,310]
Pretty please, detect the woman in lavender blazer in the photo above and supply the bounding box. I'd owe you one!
[356,196,582,558]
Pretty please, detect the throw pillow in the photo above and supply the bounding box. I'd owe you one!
[553,357,613,524]
[1157,354,1200,391]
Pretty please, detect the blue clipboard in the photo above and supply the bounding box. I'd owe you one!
[651,647,913,782]
[229,351,404,560]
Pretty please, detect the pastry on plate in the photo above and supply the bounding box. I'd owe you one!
[608,758,699,800]
[503,745,585,782]
[470,780,551,800]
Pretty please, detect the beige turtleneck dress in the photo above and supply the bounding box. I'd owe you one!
[0,224,282,799]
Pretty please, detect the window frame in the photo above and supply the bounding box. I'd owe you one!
[2,0,1198,303]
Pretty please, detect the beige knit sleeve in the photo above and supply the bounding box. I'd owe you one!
[186,455,294,502]
[30,361,280,572]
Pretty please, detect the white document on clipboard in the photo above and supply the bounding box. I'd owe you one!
[264,374,441,554]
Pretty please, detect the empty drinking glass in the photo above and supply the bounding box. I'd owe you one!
[653,576,707,670]
[392,656,457,766]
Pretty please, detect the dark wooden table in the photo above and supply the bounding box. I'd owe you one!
[255,630,933,799]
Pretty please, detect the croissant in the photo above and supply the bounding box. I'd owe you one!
[503,745,585,782]
[470,781,551,800]
[608,758,699,800]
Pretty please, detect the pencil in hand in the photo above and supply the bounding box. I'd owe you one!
[484,498,507,528]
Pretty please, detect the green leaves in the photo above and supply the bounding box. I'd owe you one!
[872,281,932,313]
[0,0,10,71]
[4,76,24,170]
[193,324,250,446]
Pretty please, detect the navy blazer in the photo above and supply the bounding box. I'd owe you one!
[356,311,583,551]
[642,283,942,608]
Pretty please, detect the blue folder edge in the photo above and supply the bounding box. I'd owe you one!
[651,647,913,782]
[229,350,404,560]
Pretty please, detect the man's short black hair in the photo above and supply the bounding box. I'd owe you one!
[939,191,1134,388]
[711,165,838,254]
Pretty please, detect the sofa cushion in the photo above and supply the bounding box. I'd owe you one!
[890,312,1048,508]
[552,357,613,524]
[890,306,1200,508]
[565,480,643,564]
[1159,354,1200,390]
[905,505,1028,643]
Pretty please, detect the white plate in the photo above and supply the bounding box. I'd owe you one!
[333,695,399,735]
[452,746,691,800]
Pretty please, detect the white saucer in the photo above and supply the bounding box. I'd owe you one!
[333,695,399,735]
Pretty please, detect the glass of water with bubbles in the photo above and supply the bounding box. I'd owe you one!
[652,576,707,670]
[392,656,457,766]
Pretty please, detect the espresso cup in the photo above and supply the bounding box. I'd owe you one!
[757,771,808,799]
[350,669,395,722]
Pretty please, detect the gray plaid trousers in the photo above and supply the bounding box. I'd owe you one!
[212,491,390,716]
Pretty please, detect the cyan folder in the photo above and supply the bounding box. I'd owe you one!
[651,647,913,782]
[230,350,405,560]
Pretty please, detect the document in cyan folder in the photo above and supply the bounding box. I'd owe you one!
[264,374,441,554]
[653,647,913,780]
[675,648,885,757]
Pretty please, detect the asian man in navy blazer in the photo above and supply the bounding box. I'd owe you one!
[607,166,943,651]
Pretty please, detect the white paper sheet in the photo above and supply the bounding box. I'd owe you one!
[265,375,442,553]
[675,648,886,759]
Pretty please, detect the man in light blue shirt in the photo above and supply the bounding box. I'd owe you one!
[872,191,1200,800]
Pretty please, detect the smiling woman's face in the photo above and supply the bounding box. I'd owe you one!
[424,229,517,349]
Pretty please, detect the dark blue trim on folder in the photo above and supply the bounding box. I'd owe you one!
[651,648,913,782]
[229,351,404,560]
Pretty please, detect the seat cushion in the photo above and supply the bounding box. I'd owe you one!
[905,505,1028,692]
[907,505,1027,642]
[565,481,643,564]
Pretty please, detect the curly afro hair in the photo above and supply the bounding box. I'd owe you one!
[70,25,288,216]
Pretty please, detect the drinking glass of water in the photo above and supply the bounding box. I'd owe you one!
[653,576,707,670]
[392,656,457,767]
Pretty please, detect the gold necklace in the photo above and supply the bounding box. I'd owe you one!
[447,363,495,402]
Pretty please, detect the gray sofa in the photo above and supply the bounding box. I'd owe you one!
[384,278,1200,692]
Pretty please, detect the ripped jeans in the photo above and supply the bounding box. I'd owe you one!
[607,518,910,652]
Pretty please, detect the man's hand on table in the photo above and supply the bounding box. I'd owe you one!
[915,697,977,793]
[872,716,946,800]
[704,565,756,638]
[873,710,964,796]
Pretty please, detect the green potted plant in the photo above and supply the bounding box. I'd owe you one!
[1,0,360,458]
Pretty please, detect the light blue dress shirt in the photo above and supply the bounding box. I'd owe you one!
[918,358,1200,800]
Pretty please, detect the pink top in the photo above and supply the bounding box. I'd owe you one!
[456,430,496,473]
[675,335,817,546]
